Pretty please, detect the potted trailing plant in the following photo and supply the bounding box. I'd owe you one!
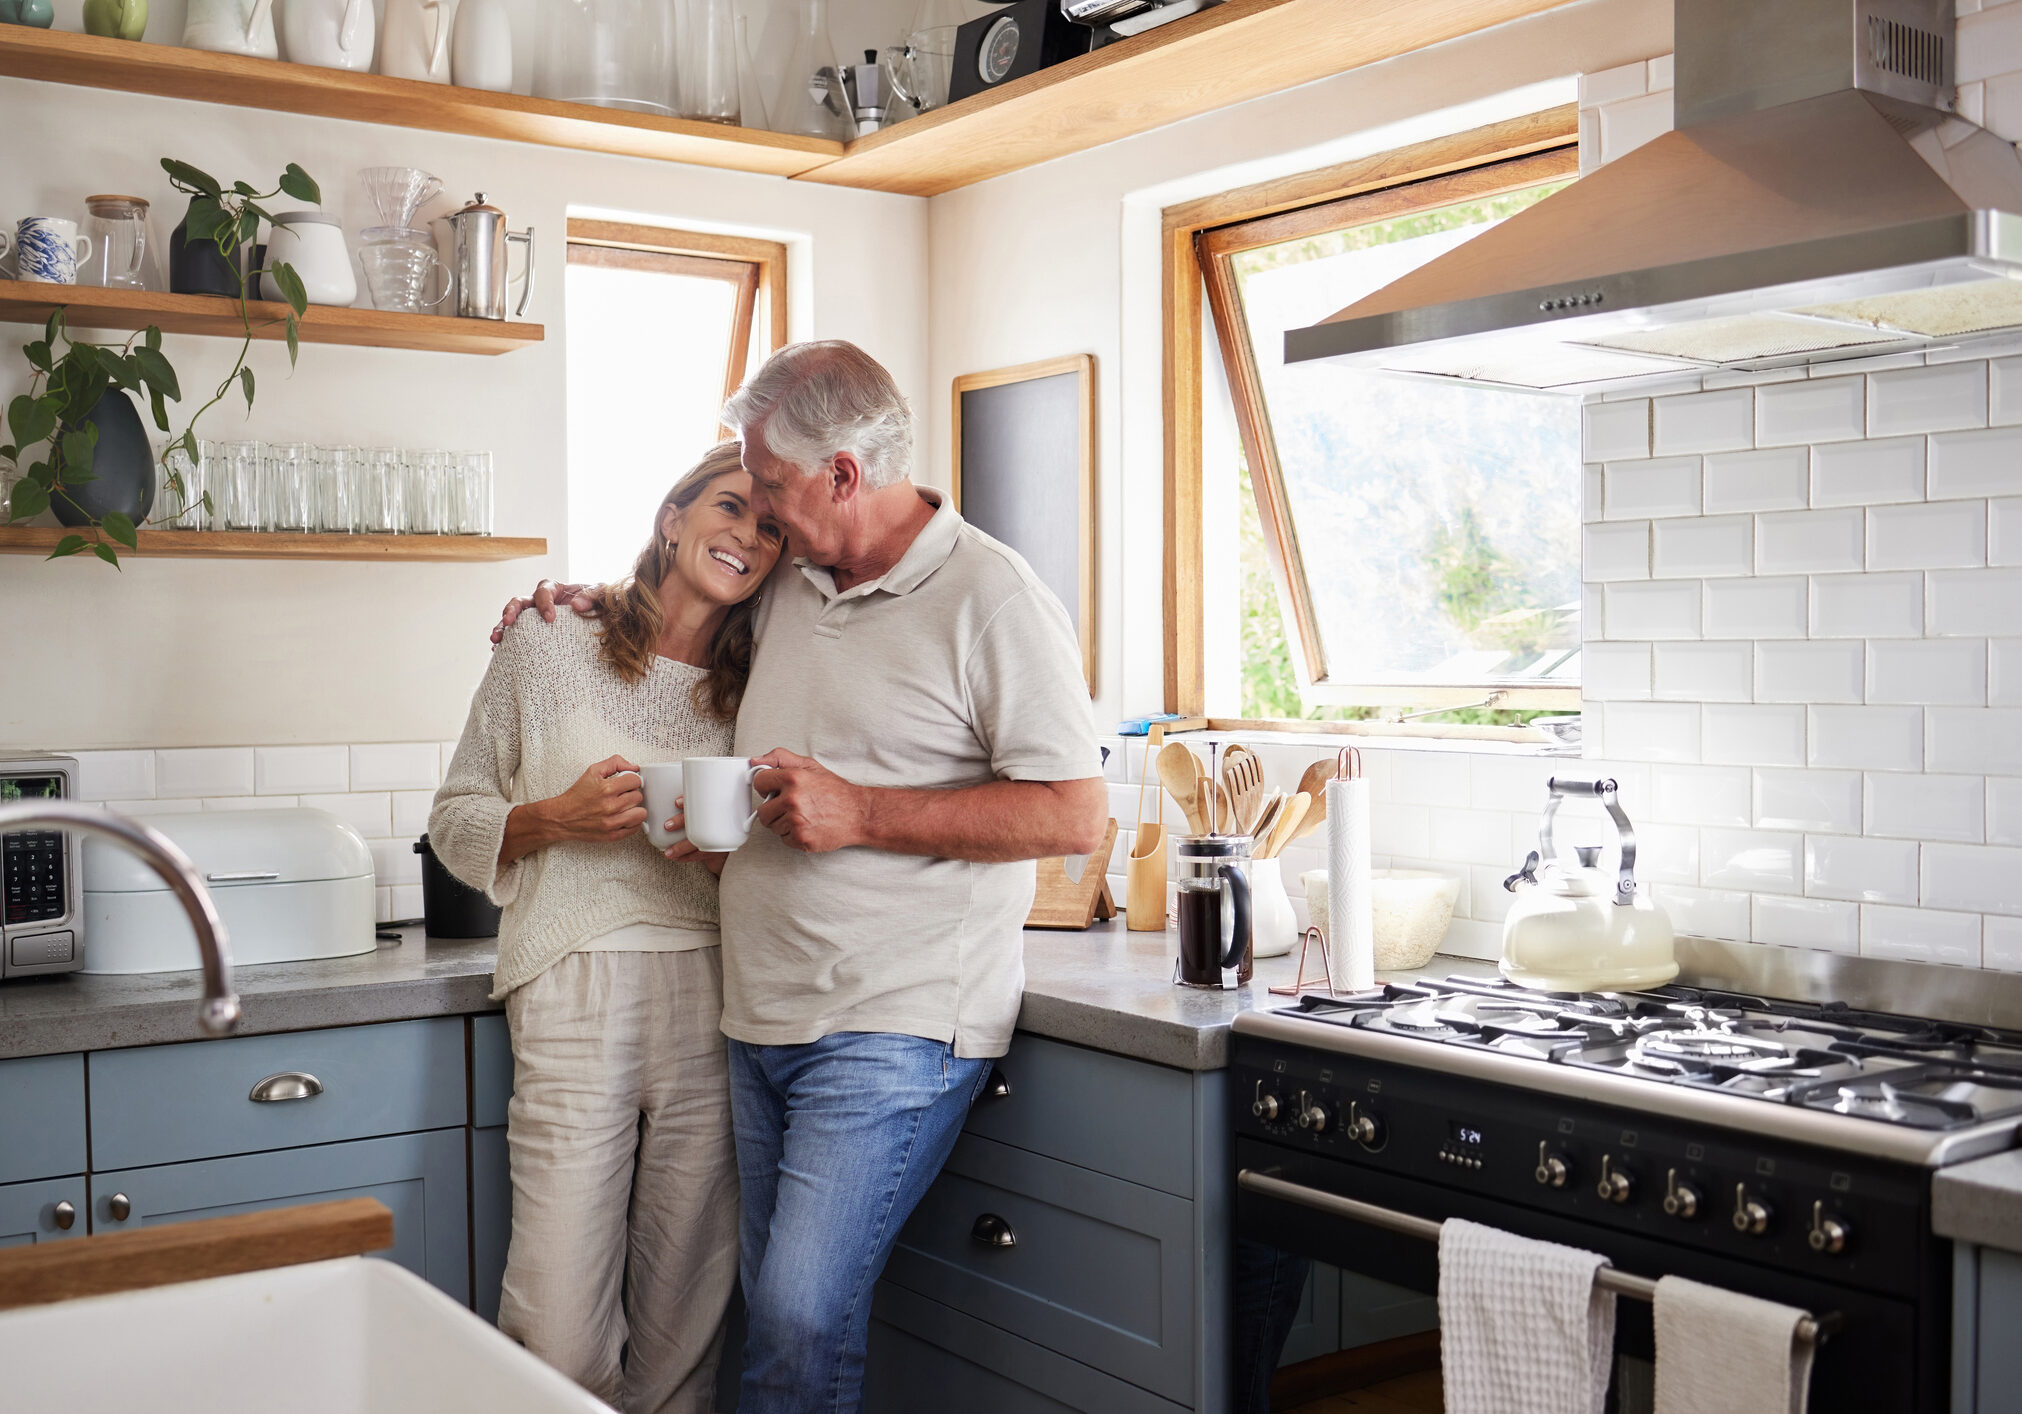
[1,158,319,567]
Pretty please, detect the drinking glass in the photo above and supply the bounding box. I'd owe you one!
[156,441,209,530]
[679,0,740,123]
[357,447,405,533]
[214,439,265,531]
[451,451,493,534]
[403,449,449,533]
[359,227,450,314]
[319,445,363,533]
[265,442,318,533]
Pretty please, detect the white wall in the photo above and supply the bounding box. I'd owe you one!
[0,73,928,750]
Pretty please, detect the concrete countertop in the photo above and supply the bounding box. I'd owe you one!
[1935,1151,2022,1256]
[0,918,1489,1070]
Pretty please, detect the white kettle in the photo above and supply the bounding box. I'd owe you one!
[1499,777,1677,993]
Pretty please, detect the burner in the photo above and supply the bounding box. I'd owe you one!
[1626,1027,1792,1076]
[1830,1083,1917,1123]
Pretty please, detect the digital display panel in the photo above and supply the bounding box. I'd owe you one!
[1449,1121,1484,1148]
[0,776,62,803]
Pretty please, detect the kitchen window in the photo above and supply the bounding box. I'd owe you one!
[562,221,786,582]
[1166,114,1583,731]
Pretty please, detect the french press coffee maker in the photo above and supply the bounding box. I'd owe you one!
[1173,741,1253,989]
[443,193,535,320]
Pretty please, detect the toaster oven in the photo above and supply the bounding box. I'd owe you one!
[1,754,83,977]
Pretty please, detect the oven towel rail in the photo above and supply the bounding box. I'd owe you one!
[1236,1168,1838,1347]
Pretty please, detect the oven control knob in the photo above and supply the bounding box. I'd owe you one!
[1808,1201,1850,1256]
[1346,1101,1383,1149]
[1534,1141,1570,1189]
[1662,1169,1701,1220]
[1595,1154,1633,1204]
[1732,1184,1772,1236]
[1296,1092,1331,1134]
[1251,1082,1281,1123]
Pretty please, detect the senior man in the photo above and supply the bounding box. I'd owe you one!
[504,339,1106,1413]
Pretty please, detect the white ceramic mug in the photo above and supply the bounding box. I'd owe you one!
[6,218,93,285]
[638,762,685,850]
[683,756,765,852]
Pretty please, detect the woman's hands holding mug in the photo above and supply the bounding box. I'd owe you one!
[658,801,729,876]
[500,756,648,865]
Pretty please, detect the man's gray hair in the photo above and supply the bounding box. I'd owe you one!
[722,340,914,490]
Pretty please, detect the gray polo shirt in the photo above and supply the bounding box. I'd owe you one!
[719,490,1101,1059]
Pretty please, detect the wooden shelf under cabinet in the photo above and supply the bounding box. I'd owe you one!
[0,282,543,356]
[0,527,548,561]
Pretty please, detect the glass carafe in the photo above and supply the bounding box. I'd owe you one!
[770,0,854,140]
[82,195,156,290]
[678,0,740,124]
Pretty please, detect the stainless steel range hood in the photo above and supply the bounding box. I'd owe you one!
[1285,0,2022,391]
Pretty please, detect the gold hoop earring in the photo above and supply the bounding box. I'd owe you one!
[664,538,676,556]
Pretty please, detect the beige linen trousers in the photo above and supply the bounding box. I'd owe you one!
[500,949,740,1414]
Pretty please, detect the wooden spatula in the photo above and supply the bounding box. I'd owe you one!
[1157,742,1207,834]
[1290,757,1334,844]
[1263,792,1311,858]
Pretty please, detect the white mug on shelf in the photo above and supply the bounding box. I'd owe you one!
[682,756,765,853]
[5,218,93,285]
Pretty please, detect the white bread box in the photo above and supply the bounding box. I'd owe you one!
[82,807,377,973]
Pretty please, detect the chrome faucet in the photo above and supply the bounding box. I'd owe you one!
[0,801,238,1034]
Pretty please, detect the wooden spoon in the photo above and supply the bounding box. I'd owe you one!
[1264,792,1311,858]
[1290,757,1334,844]
[1157,742,1207,834]
[1249,791,1286,849]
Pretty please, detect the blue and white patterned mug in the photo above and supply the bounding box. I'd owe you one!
[2,218,94,284]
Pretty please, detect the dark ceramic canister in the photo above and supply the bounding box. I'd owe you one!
[53,389,155,527]
[168,198,242,297]
[414,833,502,938]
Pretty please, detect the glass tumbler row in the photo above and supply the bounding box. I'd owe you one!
[157,442,493,534]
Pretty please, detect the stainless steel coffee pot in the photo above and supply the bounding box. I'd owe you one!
[444,192,534,320]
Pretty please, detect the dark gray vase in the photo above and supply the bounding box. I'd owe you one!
[54,389,155,527]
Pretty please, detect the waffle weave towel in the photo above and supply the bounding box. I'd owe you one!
[1653,1275,1815,1414]
[1438,1217,1616,1414]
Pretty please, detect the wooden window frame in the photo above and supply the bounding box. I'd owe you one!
[1161,106,1582,734]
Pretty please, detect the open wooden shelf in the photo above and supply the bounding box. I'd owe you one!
[804,0,1576,197]
[0,281,543,355]
[0,26,840,178]
[0,527,548,561]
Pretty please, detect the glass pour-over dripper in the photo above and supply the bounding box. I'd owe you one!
[360,167,444,231]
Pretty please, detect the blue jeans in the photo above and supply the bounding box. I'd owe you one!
[728,1032,993,1414]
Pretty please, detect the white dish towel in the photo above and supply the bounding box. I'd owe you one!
[1653,1275,1816,1414]
[1438,1217,1616,1414]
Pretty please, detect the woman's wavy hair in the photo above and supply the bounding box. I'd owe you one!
[585,442,761,720]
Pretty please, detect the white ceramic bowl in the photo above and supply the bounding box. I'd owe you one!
[1301,868,1461,972]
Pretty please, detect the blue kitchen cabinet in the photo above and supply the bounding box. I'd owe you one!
[1953,1242,2022,1413]
[0,1053,86,1186]
[0,1175,88,1247]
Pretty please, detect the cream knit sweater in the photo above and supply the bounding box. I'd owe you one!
[430,611,730,998]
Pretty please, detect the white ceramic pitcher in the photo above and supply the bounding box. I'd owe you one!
[279,0,374,71]
[381,0,456,83]
[182,0,278,58]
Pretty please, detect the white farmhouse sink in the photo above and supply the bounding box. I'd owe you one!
[0,1257,611,1413]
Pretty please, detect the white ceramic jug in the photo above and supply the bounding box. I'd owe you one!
[182,0,278,58]
[451,0,512,90]
[381,0,456,83]
[279,0,373,71]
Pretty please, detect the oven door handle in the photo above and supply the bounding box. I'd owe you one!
[1236,1168,1838,1346]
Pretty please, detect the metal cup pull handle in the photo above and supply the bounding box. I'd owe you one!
[969,1213,1015,1249]
[249,1070,324,1103]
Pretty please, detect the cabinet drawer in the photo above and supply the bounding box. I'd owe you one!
[963,1034,1192,1198]
[866,1282,1186,1414]
[89,1017,467,1170]
[472,1011,511,1128]
[89,1128,469,1302]
[0,1053,85,1185]
[0,1175,87,1248]
[882,1133,1194,1404]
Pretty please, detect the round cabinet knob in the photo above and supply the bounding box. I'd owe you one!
[1808,1201,1851,1256]
[1346,1101,1384,1149]
[1296,1093,1331,1134]
[1534,1141,1570,1189]
[51,1200,75,1231]
[969,1213,1016,1249]
[107,1192,132,1223]
[1662,1170,1701,1220]
[1251,1082,1280,1122]
[1731,1184,1772,1237]
[1595,1155,1633,1205]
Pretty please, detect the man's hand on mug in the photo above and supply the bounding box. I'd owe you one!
[489,579,600,646]
[659,798,729,876]
[751,749,869,854]
[547,756,647,841]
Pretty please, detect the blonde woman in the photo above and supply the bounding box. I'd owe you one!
[431,442,784,1414]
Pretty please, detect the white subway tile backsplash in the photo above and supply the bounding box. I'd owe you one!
[1867,500,1988,571]
[1605,457,1702,519]
[1635,823,1702,884]
[1653,516,1753,578]
[1390,751,1471,806]
[1929,425,2022,498]
[1754,641,1863,704]
[368,837,424,888]
[1960,3,2022,82]
[1370,803,1431,858]
[1652,884,1751,941]
[1992,776,2022,845]
[1924,842,2022,915]
[1605,702,1701,762]
[1469,755,1558,812]
[1993,640,2022,706]
[1755,768,1863,833]
[70,750,154,802]
[1605,581,1701,639]
[253,745,349,796]
[299,792,393,839]
[349,743,440,792]
[1584,521,1650,580]
[1753,894,1860,952]
[154,748,255,799]
[1811,571,1924,637]
[1703,447,1808,514]
[1424,808,1516,865]
[389,884,424,921]
[1705,577,1807,638]
[1583,399,1649,462]
[111,798,200,815]
[1994,497,2022,566]
[1809,706,1924,771]
[1992,356,2022,422]
[1866,772,1985,843]
[1990,914,2022,972]
[1581,642,1653,701]
[1702,704,1805,766]
[1868,639,1988,705]
[391,790,434,838]
[1866,361,1988,436]
[1438,917,1505,963]
[1861,904,1984,965]
[1701,826,1802,892]
[1928,568,2022,635]
[1756,508,1865,575]
[1654,387,1753,456]
[204,795,296,811]
[1598,89,1673,164]
[1652,642,1751,701]
[1928,707,2022,775]
[1756,376,1865,446]
[1804,833,1919,904]
[1647,54,1674,90]
[1648,764,1752,826]
[1809,436,1926,508]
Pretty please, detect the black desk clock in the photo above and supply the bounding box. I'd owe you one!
[948,0,1093,103]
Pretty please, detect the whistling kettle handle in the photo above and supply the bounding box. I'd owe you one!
[1540,777,1641,905]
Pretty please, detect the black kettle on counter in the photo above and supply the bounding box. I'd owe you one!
[414,833,502,938]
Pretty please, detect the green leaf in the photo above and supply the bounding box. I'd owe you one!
[8,480,48,520]
[60,424,98,473]
[235,208,259,250]
[26,461,53,488]
[240,366,255,410]
[279,164,321,205]
[232,179,257,196]
[185,195,231,245]
[149,388,169,433]
[269,262,308,318]
[46,534,86,559]
[49,358,109,427]
[143,325,161,353]
[92,543,120,568]
[24,341,52,374]
[43,309,61,346]
[160,159,222,198]
[8,395,55,449]
[178,430,200,465]
[243,201,273,225]
[0,445,13,463]
[132,347,180,402]
[94,347,140,391]
[101,511,138,550]
[285,314,299,368]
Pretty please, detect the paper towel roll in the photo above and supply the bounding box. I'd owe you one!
[1326,777,1374,991]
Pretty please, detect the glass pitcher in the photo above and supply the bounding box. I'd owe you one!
[82,195,156,290]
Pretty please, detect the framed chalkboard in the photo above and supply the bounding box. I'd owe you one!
[951,354,1096,690]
